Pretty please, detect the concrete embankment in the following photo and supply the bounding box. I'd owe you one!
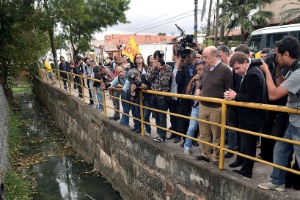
[0,86,9,199]
[33,76,298,200]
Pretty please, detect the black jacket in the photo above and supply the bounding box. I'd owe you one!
[235,65,267,130]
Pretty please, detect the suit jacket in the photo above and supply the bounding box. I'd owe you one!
[59,61,70,78]
[235,65,267,130]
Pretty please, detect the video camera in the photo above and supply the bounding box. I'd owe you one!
[127,71,142,87]
[126,57,136,68]
[250,50,277,71]
[175,24,196,59]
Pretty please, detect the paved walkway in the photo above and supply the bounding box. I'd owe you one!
[40,71,299,198]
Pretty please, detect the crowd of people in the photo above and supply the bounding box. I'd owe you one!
[42,36,300,192]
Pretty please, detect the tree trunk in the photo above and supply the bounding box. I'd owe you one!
[219,0,226,43]
[214,0,220,47]
[49,29,57,68]
[206,0,213,46]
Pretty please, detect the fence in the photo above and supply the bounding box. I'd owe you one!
[38,67,300,176]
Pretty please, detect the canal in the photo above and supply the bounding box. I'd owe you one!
[13,81,122,200]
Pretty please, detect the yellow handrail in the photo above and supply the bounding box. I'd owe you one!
[39,68,300,176]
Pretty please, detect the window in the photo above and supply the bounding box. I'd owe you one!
[249,36,261,52]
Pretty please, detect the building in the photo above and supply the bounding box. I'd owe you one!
[104,34,173,50]
[260,0,299,25]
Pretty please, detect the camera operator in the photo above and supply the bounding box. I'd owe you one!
[127,68,150,134]
[258,36,300,191]
[146,59,172,143]
[175,50,198,146]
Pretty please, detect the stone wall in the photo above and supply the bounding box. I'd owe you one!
[0,86,9,197]
[33,77,296,200]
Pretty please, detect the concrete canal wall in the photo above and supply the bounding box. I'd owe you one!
[0,86,10,198]
[33,76,296,200]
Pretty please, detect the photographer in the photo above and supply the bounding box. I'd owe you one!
[127,69,150,134]
[258,36,300,191]
[146,59,172,143]
[108,66,131,127]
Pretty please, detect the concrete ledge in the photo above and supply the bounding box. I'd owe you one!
[33,76,298,200]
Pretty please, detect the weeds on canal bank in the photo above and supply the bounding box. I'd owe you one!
[5,109,34,200]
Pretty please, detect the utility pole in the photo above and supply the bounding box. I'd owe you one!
[194,0,198,43]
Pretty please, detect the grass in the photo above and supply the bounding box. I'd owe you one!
[4,108,34,200]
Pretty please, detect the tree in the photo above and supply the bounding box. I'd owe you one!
[0,0,49,88]
[157,32,166,36]
[58,0,130,59]
[220,0,274,43]
[280,0,300,23]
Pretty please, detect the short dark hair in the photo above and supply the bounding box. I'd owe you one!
[230,52,249,67]
[158,59,165,66]
[275,36,300,59]
[84,57,90,62]
[261,48,271,54]
[154,50,164,60]
[218,45,230,56]
[234,44,250,54]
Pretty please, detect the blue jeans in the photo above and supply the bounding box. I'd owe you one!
[120,93,130,126]
[131,97,141,130]
[144,100,151,133]
[184,105,200,151]
[96,87,103,111]
[271,123,300,185]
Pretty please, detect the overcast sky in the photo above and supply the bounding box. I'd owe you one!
[94,0,209,40]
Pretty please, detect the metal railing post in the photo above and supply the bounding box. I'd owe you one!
[80,76,85,102]
[103,89,107,117]
[57,69,62,90]
[219,102,227,169]
[140,90,145,136]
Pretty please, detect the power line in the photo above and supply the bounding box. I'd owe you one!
[124,10,194,33]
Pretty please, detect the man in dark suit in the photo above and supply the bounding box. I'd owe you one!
[224,52,266,178]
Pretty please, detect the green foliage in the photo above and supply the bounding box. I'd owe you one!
[157,32,167,36]
[58,0,130,57]
[0,0,49,87]
[220,0,274,43]
[5,109,33,200]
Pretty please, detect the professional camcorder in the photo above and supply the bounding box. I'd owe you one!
[175,24,196,59]
[250,50,277,71]
[126,57,136,68]
[127,71,142,87]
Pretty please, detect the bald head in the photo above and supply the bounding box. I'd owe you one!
[115,66,124,78]
[202,46,219,67]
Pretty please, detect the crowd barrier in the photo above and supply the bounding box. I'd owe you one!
[38,67,300,176]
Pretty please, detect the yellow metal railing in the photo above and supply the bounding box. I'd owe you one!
[38,68,300,176]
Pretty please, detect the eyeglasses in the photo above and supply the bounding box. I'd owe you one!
[197,68,203,71]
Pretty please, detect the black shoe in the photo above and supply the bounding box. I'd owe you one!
[135,129,141,134]
[166,135,176,140]
[229,160,243,168]
[174,137,181,143]
[232,169,252,178]
[195,155,210,162]
[109,116,119,121]
[131,127,137,132]
[225,152,233,158]
[192,141,199,147]
[180,141,185,147]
